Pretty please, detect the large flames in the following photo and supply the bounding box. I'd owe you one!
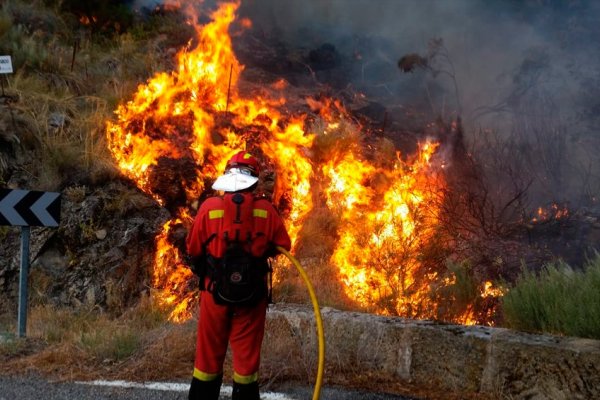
[324,141,445,317]
[106,1,499,324]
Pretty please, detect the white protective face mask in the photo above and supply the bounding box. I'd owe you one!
[211,167,259,192]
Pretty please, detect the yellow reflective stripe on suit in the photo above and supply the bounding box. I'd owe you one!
[233,371,259,384]
[210,209,266,219]
[209,209,224,219]
[193,367,221,382]
[253,209,267,218]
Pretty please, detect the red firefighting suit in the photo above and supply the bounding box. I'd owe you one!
[186,191,291,397]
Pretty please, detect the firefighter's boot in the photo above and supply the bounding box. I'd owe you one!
[231,381,260,400]
[188,374,222,400]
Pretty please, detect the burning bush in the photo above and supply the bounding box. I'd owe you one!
[104,1,506,326]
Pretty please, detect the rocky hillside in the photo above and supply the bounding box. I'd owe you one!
[0,0,191,315]
[1,0,600,327]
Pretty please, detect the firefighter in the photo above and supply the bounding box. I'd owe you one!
[186,151,292,400]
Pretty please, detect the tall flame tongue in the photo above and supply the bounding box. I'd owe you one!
[323,137,445,317]
[106,1,495,323]
[106,1,313,321]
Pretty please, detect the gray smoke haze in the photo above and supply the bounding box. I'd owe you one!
[238,1,597,120]
[132,0,162,9]
[237,0,600,208]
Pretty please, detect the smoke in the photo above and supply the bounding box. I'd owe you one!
[132,0,163,9]
[234,0,600,208]
[235,1,596,118]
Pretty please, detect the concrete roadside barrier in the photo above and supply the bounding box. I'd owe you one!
[265,304,600,399]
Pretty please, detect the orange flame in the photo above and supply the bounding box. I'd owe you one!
[79,15,97,25]
[106,1,500,323]
[531,203,569,223]
[323,141,446,316]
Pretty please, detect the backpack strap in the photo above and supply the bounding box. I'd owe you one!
[195,233,217,291]
[221,193,255,250]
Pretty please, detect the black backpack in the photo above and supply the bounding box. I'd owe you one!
[208,239,270,306]
[197,193,272,307]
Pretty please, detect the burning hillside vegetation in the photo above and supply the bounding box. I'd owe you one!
[106,1,503,325]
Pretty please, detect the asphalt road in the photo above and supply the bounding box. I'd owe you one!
[0,375,418,400]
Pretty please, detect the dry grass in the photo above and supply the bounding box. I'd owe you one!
[8,67,124,186]
[0,296,195,381]
[0,0,181,191]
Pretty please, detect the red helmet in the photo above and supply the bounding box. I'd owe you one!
[226,151,260,177]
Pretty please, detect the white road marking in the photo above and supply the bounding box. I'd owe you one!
[77,380,297,399]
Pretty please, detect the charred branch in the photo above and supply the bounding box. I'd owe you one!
[148,156,199,211]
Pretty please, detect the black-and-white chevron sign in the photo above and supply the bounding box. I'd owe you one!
[0,189,61,227]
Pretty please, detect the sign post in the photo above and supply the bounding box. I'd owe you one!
[0,189,61,337]
[18,226,30,337]
[0,55,13,96]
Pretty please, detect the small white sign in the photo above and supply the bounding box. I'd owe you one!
[0,55,13,74]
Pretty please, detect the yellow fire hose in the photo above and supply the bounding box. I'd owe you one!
[276,246,325,400]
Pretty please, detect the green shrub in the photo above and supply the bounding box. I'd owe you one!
[502,254,600,339]
[80,327,141,361]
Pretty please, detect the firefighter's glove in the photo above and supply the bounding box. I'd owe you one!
[263,244,280,259]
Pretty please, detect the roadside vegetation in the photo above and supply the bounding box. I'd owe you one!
[0,296,197,381]
[503,253,600,340]
[0,0,191,189]
[1,0,599,390]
